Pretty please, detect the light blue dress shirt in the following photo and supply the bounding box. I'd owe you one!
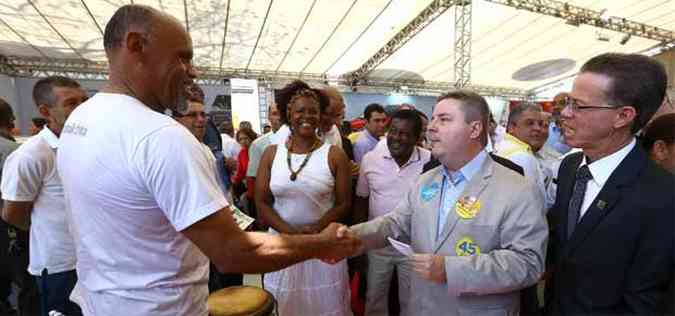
[545,124,571,155]
[437,150,488,240]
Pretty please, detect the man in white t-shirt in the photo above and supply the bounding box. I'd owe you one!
[2,76,88,316]
[56,5,361,316]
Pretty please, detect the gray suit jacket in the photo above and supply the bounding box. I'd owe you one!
[352,155,548,316]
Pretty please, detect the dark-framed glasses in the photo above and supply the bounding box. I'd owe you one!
[564,96,618,112]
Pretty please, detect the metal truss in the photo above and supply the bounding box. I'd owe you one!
[348,0,458,83]
[454,0,472,88]
[0,55,529,97]
[484,0,675,43]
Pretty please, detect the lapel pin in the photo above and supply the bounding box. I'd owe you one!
[597,200,607,210]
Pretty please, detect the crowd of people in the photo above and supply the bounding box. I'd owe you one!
[0,4,673,316]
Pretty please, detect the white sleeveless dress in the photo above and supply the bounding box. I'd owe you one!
[264,143,352,316]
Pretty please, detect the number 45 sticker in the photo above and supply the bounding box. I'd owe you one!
[455,237,481,256]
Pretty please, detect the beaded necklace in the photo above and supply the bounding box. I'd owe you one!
[286,137,322,181]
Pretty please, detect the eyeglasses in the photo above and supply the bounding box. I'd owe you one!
[564,97,618,112]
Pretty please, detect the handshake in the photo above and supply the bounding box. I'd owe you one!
[314,223,363,264]
[312,223,448,283]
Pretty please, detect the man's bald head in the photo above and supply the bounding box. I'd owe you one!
[104,5,157,56]
[103,4,196,114]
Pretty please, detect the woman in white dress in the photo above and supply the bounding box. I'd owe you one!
[255,80,353,316]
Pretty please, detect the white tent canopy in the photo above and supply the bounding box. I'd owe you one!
[0,0,673,96]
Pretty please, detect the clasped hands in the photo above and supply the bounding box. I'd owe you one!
[315,223,362,264]
[317,224,447,284]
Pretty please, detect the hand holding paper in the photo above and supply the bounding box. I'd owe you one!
[387,237,446,283]
[388,237,413,257]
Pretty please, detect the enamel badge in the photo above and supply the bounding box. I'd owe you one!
[455,196,481,219]
[421,182,440,202]
[455,236,481,256]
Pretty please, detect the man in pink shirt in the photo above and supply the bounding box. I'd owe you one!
[354,110,431,316]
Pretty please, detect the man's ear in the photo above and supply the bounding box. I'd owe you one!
[614,105,637,130]
[37,104,50,118]
[125,31,146,54]
[470,120,483,141]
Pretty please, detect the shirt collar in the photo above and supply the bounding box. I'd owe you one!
[443,149,487,186]
[364,129,379,143]
[580,138,636,188]
[504,133,533,152]
[382,142,423,167]
[39,126,59,149]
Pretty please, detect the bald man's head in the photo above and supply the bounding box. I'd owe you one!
[103,4,196,114]
[104,5,157,56]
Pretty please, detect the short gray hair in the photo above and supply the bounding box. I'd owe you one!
[32,76,81,108]
[507,103,542,127]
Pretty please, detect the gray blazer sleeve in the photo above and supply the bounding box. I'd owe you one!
[350,185,414,251]
[444,180,548,296]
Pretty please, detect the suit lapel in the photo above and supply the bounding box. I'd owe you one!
[434,158,493,253]
[565,145,646,255]
[424,171,444,250]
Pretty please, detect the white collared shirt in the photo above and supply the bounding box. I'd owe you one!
[1,127,77,275]
[578,138,636,218]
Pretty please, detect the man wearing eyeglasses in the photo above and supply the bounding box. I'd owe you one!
[544,93,572,155]
[546,53,674,315]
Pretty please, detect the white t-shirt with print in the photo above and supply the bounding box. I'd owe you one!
[57,93,229,316]
[1,127,76,276]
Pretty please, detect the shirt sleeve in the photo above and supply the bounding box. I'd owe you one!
[1,151,43,202]
[507,152,546,203]
[355,153,371,198]
[353,137,366,164]
[351,183,415,249]
[133,125,229,231]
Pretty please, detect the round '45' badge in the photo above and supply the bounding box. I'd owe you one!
[455,237,481,256]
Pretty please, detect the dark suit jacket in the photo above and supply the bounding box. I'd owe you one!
[549,145,675,315]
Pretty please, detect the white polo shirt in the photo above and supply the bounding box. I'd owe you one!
[57,93,229,316]
[1,127,76,276]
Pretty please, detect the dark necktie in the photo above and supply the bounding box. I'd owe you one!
[567,165,593,239]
